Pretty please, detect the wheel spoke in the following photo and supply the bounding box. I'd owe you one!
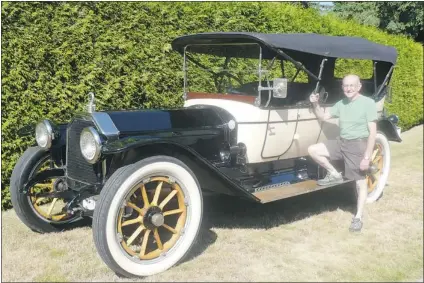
[370,174,378,187]
[126,225,145,246]
[126,202,144,215]
[152,181,163,205]
[139,230,151,257]
[47,198,58,217]
[34,197,47,205]
[367,177,373,192]
[374,155,382,163]
[153,228,163,250]
[122,216,142,227]
[371,148,379,160]
[141,185,149,207]
[159,189,178,209]
[163,208,184,216]
[162,223,177,234]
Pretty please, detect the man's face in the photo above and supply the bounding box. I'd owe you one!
[342,76,361,99]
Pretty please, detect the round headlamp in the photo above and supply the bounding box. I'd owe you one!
[35,120,54,150]
[80,127,102,164]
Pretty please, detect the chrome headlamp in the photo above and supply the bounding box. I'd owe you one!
[80,127,102,164]
[35,120,54,150]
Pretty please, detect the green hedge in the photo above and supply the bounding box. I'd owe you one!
[1,2,422,209]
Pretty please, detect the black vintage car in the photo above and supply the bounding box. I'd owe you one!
[10,32,402,277]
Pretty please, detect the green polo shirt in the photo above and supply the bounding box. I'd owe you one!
[330,95,377,140]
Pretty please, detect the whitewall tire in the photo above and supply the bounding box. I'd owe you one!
[93,156,203,277]
[366,133,391,203]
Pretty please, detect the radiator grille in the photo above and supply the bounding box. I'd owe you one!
[66,119,98,184]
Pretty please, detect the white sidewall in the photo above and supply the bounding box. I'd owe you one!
[367,133,391,203]
[104,161,202,276]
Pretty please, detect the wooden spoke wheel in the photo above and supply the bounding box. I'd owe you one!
[117,176,187,260]
[366,144,384,193]
[28,157,72,223]
[93,156,203,278]
[10,147,80,233]
[366,133,391,203]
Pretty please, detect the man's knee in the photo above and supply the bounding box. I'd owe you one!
[308,143,321,157]
[356,179,367,189]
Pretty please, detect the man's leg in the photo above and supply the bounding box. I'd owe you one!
[354,179,368,220]
[349,178,367,232]
[308,142,343,185]
[307,143,338,174]
[343,139,369,232]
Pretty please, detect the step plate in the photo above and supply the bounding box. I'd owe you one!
[253,179,353,203]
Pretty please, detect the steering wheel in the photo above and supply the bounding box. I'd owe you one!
[216,70,244,86]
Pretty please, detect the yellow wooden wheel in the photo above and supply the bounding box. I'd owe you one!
[366,144,384,194]
[27,157,72,223]
[117,176,187,260]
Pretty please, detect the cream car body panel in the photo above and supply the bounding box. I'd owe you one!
[184,98,324,163]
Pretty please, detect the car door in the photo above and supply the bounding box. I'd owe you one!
[262,105,321,159]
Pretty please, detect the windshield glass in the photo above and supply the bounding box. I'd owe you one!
[183,43,309,96]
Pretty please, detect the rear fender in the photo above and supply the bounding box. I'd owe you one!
[377,118,402,142]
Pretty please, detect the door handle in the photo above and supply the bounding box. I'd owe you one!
[268,125,275,136]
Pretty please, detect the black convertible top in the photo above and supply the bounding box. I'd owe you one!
[172,32,397,64]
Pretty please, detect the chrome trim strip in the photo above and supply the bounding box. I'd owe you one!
[91,112,120,137]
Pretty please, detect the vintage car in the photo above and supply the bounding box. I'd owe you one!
[10,32,402,277]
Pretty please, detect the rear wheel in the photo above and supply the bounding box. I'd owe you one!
[366,133,391,203]
[10,147,81,233]
[93,156,203,277]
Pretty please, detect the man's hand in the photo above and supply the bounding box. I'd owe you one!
[309,93,320,104]
[310,92,332,121]
[360,158,370,171]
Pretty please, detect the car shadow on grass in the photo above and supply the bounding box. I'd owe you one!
[181,183,357,264]
[202,183,357,230]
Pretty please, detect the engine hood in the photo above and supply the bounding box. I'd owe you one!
[98,108,226,136]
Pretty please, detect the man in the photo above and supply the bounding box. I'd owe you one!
[308,74,377,232]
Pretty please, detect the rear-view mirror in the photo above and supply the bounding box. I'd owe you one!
[272,78,288,99]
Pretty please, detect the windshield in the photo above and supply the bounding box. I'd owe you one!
[183,43,309,96]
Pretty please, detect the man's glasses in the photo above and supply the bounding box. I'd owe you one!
[342,84,359,89]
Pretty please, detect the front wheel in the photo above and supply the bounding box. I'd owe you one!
[366,133,391,203]
[93,156,203,277]
[10,147,81,233]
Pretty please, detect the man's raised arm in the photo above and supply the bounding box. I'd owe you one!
[309,93,332,121]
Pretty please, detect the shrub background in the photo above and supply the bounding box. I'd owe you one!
[1,2,423,209]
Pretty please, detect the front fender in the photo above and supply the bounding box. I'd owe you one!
[102,136,260,202]
[377,118,402,142]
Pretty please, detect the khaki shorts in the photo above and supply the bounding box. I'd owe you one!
[323,137,368,181]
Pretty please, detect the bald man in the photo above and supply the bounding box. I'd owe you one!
[308,74,377,232]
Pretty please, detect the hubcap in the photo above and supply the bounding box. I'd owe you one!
[151,213,165,227]
[143,206,165,230]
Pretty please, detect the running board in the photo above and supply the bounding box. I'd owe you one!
[253,179,353,203]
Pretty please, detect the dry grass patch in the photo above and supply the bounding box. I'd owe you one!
[1,125,422,282]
